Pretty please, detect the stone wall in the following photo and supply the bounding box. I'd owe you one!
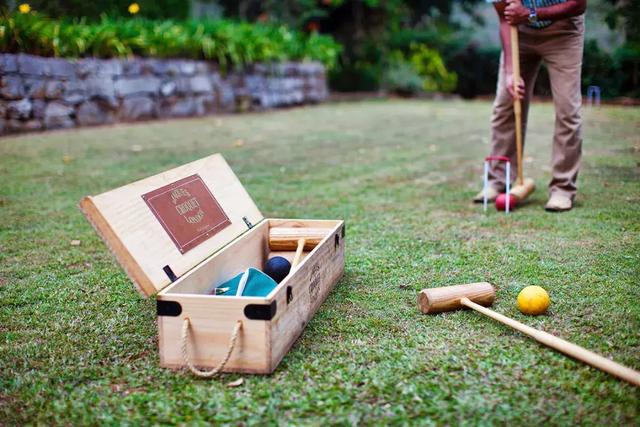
[0,54,328,135]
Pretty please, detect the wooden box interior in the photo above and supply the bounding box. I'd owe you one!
[160,219,341,299]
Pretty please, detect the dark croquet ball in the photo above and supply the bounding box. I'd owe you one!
[264,256,291,284]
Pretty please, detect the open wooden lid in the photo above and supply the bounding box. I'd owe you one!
[79,154,263,297]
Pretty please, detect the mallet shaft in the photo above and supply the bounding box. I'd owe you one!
[461,298,640,387]
[511,25,524,186]
[291,238,305,269]
[279,238,307,284]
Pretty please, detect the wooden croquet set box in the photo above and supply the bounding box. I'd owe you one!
[79,154,345,374]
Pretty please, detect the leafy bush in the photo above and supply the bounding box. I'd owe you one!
[390,27,497,98]
[580,39,624,98]
[329,60,382,92]
[382,44,457,95]
[613,43,640,98]
[446,43,500,99]
[328,37,388,92]
[407,43,457,93]
[383,58,424,95]
[573,39,640,99]
[0,12,342,69]
[391,26,640,99]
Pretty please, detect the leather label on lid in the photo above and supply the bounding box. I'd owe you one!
[142,174,231,254]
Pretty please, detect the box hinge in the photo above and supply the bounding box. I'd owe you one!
[242,216,253,229]
[163,265,178,282]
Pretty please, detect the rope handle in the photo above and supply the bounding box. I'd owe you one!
[181,317,243,378]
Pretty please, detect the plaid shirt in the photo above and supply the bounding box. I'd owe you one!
[487,0,567,28]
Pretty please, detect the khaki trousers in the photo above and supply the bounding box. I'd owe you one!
[488,15,585,199]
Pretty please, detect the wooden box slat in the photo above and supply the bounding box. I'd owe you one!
[157,294,272,373]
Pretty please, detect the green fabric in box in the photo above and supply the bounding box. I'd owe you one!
[216,267,278,297]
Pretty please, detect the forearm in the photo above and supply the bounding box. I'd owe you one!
[537,0,586,21]
[493,3,514,74]
[494,1,526,99]
[499,21,513,74]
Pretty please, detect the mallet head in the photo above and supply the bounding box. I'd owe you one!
[510,177,535,202]
[268,227,328,251]
[418,282,496,314]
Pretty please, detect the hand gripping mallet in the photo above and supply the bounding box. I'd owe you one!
[418,282,640,387]
[508,26,535,203]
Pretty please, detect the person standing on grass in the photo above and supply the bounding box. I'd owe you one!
[473,0,587,212]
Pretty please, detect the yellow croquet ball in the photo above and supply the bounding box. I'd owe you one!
[517,286,550,315]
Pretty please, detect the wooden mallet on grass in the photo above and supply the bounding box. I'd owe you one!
[418,282,640,387]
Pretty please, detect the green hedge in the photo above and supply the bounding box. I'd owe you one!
[0,12,342,69]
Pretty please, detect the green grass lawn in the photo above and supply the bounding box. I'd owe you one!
[1,100,639,425]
